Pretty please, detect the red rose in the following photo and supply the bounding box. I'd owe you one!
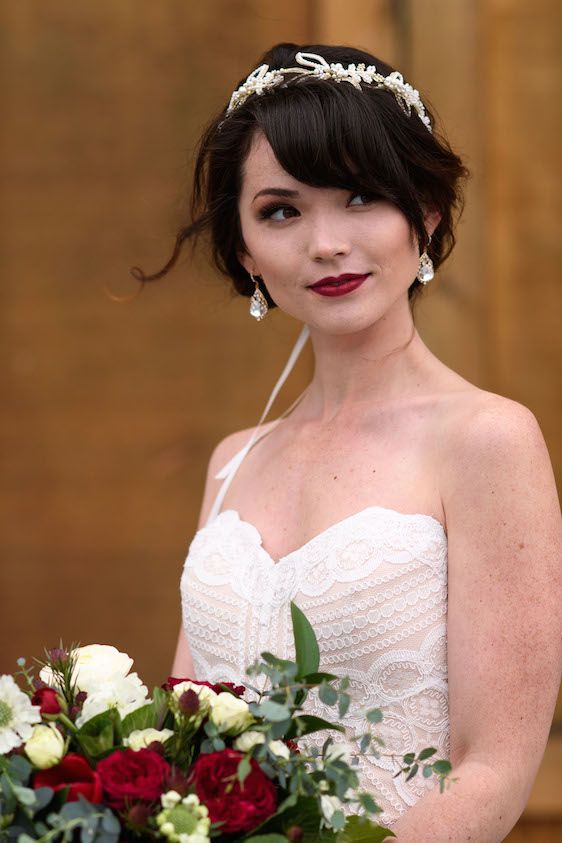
[189,749,277,834]
[165,676,246,697]
[33,754,102,803]
[31,687,62,716]
[96,748,170,811]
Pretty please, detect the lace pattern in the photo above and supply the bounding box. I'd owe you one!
[180,505,449,828]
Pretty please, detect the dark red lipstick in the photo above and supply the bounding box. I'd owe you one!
[308,273,370,297]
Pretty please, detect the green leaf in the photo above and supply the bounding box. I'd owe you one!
[331,810,346,830]
[302,672,339,684]
[366,708,383,724]
[422,765,434,778]
[121,701,156,737]
[338,692,351,718]
[337,815,395,841]
[291,602,320,678]
[318,683,338,706]
[259,700,291,722]
[417,747,437,761]
[286,714,345,740]
[432,760,452,775]
[405,763,419,781]
[358,792,379,813]
[32,786,55,814]
[76,708,122,759]
[7,755,32,784]
[237,754,252,786]
[12,785,37,807]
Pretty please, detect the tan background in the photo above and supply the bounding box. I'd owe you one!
[1,1,560,836]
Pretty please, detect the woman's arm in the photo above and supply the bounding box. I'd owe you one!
[388,397,562,842]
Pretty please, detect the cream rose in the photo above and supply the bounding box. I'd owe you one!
[233,730,265,752]
[209,692,254,736]
[24,723,65,769]
[124,728,174,751]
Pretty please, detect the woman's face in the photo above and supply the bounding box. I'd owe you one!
[237,131,440,334]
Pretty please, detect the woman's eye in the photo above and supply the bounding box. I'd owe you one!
[349,192,376,206]
[258,204,298,222]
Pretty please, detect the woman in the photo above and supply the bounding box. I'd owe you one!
[132,43,562,841]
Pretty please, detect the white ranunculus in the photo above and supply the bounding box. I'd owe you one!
[209,692,254,736]
[233,730,265,752]
[75,672,149,726]
[24,723,65,769]
[124,728,174,751]
[40,645,134,694]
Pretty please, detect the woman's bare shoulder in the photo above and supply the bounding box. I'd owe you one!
[439,385,544,450]
[208,419,280,476]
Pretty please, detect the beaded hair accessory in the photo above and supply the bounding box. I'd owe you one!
[225,51,432,133]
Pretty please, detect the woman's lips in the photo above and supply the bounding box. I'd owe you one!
[308,273,370,297]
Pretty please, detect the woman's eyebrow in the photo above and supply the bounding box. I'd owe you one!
[253,187,301,202]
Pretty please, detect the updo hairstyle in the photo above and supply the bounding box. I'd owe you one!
[131,42,469,310]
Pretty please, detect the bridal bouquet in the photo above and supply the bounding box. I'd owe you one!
[0,604,451,842]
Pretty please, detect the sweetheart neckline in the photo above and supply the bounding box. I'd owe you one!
[211,505,447,566]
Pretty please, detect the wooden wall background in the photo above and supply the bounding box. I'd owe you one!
[1,0,559,836]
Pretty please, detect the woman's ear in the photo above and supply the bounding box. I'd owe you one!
[423,206,442,237]
[236,249,257,278]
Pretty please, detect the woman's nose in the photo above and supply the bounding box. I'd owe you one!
[307,218,351,261]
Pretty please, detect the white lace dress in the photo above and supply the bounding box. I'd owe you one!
[179,325,450,829]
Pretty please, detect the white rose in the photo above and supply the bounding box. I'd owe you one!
[76,673,149,727]
[320,794,344,826]
[24,723,65,769]
[269,740,290,760]
[40,645,134,694]
[124,728,174,751]
[233,730,265,752]
[209,692,254,736]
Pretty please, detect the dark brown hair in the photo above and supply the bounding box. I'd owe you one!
[131,42,469,310]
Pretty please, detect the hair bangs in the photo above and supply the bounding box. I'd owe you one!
[250,79,414,210]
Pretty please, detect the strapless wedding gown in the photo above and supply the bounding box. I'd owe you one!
[179,325,450,829]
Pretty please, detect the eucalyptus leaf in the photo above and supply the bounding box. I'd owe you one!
[7,756,31,784]
[237,754,251,785]
[417,747,437,761]
[12,786,36,808]
[259,700,291,722]
[31,786,55,814]
[318,683,338,706]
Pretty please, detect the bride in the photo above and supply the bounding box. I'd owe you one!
[133,43,562,841]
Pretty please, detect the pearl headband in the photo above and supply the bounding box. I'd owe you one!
[225,51,432,133]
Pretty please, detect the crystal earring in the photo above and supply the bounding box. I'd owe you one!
[417,233,434,285]
[249,273,269,321]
